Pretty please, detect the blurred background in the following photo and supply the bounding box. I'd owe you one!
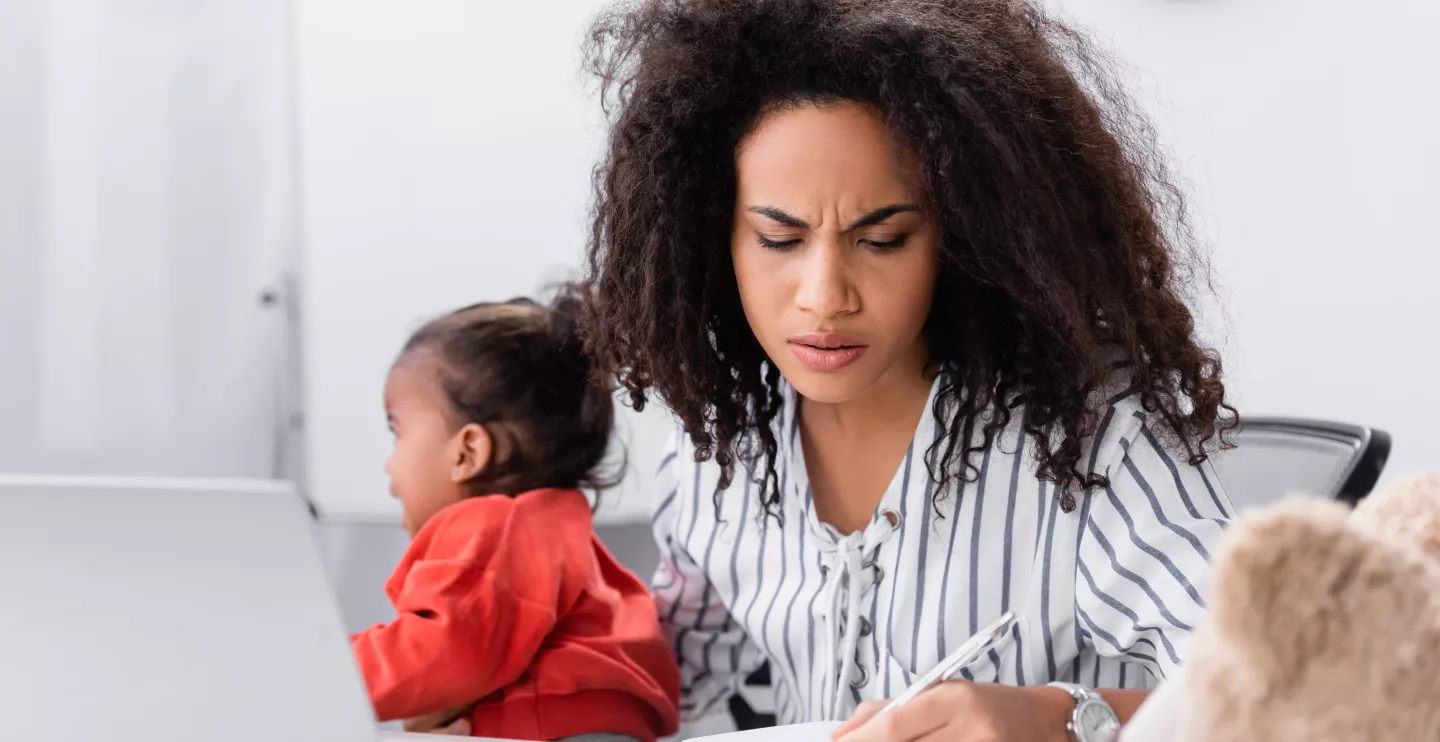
[0,0,1435,677]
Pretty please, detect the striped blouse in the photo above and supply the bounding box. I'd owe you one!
[650,374,1234,724]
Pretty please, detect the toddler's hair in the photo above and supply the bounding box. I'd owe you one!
[401,285,618,497]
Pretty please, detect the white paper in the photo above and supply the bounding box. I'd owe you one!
[688,722,844,742]
[1117,671,1189,742]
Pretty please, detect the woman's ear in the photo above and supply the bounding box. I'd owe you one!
[451,423,492,484]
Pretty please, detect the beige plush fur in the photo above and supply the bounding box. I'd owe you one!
[1183,476,1440,741]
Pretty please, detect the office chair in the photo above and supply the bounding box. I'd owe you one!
[729,665,778,730]
[1208,416,1391,509]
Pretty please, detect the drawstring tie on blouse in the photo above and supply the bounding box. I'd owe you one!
[812,510,900,720]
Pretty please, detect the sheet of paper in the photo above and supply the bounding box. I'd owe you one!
[688,721,844,742]
[1117,670,1189,742]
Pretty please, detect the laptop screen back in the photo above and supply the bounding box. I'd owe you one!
[0,476,377,742]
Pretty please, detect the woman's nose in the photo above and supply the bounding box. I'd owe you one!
[794,239,858,319]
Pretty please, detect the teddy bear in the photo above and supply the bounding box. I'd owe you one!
[1120,475,1440,741]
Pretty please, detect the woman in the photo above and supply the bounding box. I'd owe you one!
[583,1,1236,740]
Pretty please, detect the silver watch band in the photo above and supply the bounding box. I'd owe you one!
[1047,682,1118,742]
[1049,681,1101,704]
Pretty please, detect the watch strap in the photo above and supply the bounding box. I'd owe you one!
[1046,682,1116,742]
[1048,681,1101,704]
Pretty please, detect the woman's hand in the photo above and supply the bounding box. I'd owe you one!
[831,682,1074,742]
[402,705,475,736]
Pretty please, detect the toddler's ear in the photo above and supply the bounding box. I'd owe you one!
[451,423,493,484]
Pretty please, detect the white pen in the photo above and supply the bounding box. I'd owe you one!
[869,611,1017,721]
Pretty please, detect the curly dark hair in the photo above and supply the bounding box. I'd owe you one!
[404,286,620,498]
[581,0,1235,518]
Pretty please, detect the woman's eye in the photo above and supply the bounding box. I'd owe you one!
[862,235,909,251]
[756,235,803,250]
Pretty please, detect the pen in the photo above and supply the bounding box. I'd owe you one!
[870,611,1017,720]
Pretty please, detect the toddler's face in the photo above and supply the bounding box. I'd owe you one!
[383,356,469,537]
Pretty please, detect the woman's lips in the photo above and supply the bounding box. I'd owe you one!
[788,333,869,372]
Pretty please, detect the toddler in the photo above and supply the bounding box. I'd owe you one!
[350,289,680,741]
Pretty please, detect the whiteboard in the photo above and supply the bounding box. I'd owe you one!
[296,0,668,523]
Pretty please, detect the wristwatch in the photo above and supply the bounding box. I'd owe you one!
[1048,682,1121,742]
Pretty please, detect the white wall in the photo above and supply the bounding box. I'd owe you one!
[298,0,1440,524]
[0,0,297,481]
[1053,0,1440,486]
[296,0,671,522]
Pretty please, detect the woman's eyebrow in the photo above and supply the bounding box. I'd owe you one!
[745,203,919,230]
[746,205,809,229]
[846,203,919,230]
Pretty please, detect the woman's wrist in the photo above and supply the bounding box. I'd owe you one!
[1095,689,1148,725]
[1022,684,1078,742]
[1031,686,1149,742]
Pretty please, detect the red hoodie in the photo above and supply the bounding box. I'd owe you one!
[351,489,680,741]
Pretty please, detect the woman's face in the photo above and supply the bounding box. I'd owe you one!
[731,101,940,405]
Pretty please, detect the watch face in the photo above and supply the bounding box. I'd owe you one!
[1078,699,1121,741]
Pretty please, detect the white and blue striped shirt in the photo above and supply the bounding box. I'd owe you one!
[650,375,1233,724]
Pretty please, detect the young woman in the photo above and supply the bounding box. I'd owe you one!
[582,1,1236,740]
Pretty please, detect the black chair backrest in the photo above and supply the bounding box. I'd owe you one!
[1208,417,1390,508]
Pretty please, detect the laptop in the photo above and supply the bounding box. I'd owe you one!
[0,475,379,742]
